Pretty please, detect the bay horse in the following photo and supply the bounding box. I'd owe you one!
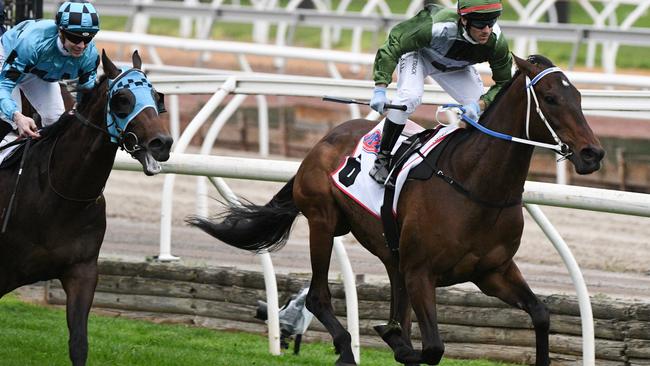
[188,55,604,365]
[0,50,172,366]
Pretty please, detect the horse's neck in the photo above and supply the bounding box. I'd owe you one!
[450,77,534,202]
[53,106,118,197]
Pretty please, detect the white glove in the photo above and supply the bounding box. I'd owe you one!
[370,87,389,114]
[462,101,481,121]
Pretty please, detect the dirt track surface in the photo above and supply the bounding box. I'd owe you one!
[102,152,650,302]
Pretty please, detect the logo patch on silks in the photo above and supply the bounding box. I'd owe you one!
[362,128,381,155]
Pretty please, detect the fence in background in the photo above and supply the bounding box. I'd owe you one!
[43,0,650,73]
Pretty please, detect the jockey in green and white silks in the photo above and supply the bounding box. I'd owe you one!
[0,1,100,141]
[369,0,512,184]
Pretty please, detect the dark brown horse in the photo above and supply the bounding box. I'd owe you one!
[0,50,172,366]
[188,55,604,365]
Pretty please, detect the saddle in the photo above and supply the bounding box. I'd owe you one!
[380,127,466,253]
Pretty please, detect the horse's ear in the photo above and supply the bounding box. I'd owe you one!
[132,50,142,70]
[512,53,535,77]
[102,49,120,79]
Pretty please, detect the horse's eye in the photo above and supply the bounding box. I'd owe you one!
[544,95,557,105]
[110,89,136,118]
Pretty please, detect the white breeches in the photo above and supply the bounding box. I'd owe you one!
[386,51,484,125]
[0,45,65,127]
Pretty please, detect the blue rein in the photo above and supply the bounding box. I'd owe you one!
[443,66,570,157]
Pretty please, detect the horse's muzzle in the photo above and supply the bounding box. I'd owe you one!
[572,145,605,174]
[148,134,173,161]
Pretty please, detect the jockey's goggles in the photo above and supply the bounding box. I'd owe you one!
[61,29,95,45]
[467,17,498,29]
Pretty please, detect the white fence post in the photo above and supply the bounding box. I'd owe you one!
[524,204,595,366]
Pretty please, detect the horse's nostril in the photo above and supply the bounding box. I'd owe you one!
[148,135,173,161]
[580,146,605,163]
[149,136,173,152]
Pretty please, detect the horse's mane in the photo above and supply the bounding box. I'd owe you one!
[78,73,108,109]
[480,54,556,121]
[38,112,76,141]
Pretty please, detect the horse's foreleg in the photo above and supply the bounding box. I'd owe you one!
[404,269,444,365]
[375,258,420,365]
[304,219,356,366]
[474,261,550,366]
[60,260,98,366]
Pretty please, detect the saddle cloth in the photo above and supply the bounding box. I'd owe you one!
[0,132,21,168]
[331,120,459,218]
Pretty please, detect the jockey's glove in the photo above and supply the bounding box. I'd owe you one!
[462,101,481,122]
[370,87,389,114]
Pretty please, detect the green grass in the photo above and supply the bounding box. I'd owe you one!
[0,294,519,366]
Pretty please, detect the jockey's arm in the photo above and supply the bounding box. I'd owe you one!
[0,47,33,134]
[0,61,41,139]
[480,30,512,109]
[373,10,434,87]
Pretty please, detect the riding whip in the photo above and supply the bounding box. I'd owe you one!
[2,138,31,233]
[323,96,407,111]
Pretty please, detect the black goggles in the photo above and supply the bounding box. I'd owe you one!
[62,30,95,45]
[467,17,498,29]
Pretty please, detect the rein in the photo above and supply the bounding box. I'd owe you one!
[73,109,142,153]
[44,68,152,202]
[47,132,104,203]
[441,66,572,159]
[422,66,572,209]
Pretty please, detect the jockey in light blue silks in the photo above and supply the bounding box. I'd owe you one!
[0,1,100,141]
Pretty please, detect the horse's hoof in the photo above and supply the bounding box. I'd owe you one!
[374,322,402,340]
[394,347,421,364]
[420,346,444,365]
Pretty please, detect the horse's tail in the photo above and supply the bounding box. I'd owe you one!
[186,177,300,253]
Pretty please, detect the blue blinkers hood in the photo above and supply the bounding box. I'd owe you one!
[106,67,165,143]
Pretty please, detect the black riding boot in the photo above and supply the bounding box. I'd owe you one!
[369,119,404,184]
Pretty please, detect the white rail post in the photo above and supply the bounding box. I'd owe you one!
[333,237,360,364]
[524,204,595,366]
[261,253,282,355]
[181,0,198,38]
[556,155,568,185]
[196,94,248,217]
[205,177,281,355]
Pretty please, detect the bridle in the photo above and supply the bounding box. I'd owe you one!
[524,66,571,158]
[48,67,165,201]
[438,66,573,160]
[70,67,166,153]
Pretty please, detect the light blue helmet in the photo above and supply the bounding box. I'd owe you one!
[55,1,100,34]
